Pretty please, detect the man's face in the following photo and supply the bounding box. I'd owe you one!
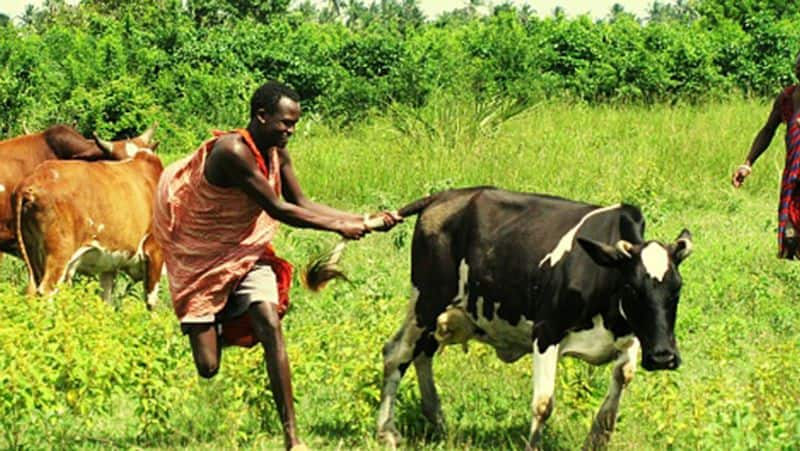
[256,96,300,148]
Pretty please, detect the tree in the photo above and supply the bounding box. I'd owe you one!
[648,0,697,23]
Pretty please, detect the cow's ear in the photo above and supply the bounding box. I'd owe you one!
[577,238,633,267]
[669,229,693,265]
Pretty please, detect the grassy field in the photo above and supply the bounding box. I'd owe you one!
[2,98,799,450]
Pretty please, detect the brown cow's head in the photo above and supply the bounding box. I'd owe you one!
[93,123,159,160]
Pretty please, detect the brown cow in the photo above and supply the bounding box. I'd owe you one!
[15,139,163,308]
[0,124,157,256]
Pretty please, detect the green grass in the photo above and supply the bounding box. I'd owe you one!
[2,98,799,450]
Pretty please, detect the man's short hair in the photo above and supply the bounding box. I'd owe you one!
[250,80,300,118]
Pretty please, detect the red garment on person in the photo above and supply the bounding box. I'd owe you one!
[152,128,293,347]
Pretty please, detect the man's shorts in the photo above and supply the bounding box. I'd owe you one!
[180,262,278,333]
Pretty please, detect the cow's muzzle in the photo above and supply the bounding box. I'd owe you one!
[642,348,681,371]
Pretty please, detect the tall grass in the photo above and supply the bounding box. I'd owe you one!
[1,99,799,449]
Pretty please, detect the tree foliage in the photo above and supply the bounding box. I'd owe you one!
[0,0,798,140]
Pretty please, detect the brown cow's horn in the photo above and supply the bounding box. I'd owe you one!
[22,120,31,134]
[616,240,633,258]
[93,132,114,154]
[139,122,157,144]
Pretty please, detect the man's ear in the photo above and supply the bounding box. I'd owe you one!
[255,109,269,124]
[577,238,634,267]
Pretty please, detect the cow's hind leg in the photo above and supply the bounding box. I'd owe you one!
[142,233,163,310]
[582,339,640,451]
[413,334,445,435]
[377,299,427,448]
[527,341,559,451]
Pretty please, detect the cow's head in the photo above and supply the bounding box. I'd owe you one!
[577,229,693,371]
[93,123,159,160]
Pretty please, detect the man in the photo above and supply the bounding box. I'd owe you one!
[152,80,400,450]
[732,51,800,259]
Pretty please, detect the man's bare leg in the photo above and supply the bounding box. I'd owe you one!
[187,323,222,378]
[249,301,301,450]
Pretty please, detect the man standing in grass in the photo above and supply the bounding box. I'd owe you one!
[152,80,400,450]
[732,51,800,259]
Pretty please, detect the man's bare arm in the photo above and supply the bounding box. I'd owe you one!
[746,92,785,166]
[204,140,367,239]
[732,92,786,188]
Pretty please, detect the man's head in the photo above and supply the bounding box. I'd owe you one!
[249,80,301,149]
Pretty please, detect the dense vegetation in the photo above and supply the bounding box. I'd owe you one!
[1,0,800,449]
[0,0,800,141]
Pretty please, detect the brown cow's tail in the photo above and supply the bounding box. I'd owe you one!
[301,193,442,292]
[15,187,40,295]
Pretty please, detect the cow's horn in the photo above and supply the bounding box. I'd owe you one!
[139,122,157,144]
[616,240,633,258]
[93,132,114,154]
[22,120,31,134]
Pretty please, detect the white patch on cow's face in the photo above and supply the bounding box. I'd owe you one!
[641,242,669,282]
[0,184,5,193]
[539,204,621,268]
[125,142,139,157]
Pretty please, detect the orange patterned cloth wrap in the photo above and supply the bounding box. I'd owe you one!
[152,129,293,347]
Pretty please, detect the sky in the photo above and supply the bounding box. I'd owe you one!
[0,0,672,22]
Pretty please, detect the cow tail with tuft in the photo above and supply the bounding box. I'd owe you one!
[15,188,38,295]
[301,193,442,292]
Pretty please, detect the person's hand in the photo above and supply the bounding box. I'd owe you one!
[731,164,752,188]
[365,210,403,232]
[336,218,369,240]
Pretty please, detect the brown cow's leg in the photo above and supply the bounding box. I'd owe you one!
[142,233,163,310]
[38,252,72,297]
[582,340,640,451]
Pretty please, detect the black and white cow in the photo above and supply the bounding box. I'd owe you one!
[377,187,692,450]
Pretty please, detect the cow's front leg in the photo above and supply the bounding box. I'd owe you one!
[527,341,559,451]
[413,335,446,436]
[582,338,640,450]
[377,311,426,448]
